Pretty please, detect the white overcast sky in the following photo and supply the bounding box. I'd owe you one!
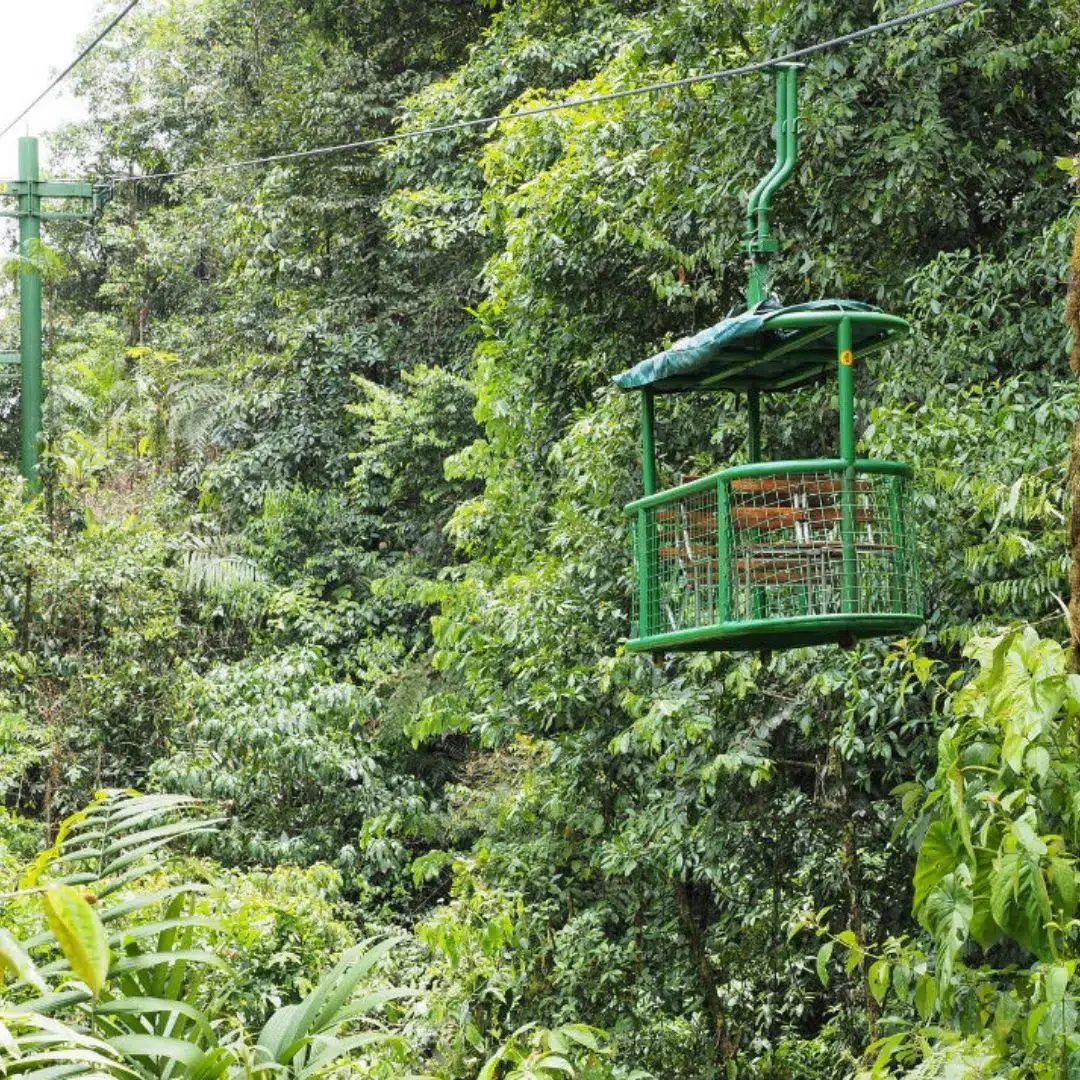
[0,0,104,178]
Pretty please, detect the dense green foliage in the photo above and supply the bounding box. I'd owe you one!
[1,0,1079,1076]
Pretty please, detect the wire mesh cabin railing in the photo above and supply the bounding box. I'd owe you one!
[627,459,921,652]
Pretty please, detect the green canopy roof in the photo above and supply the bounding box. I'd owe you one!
[613,300,909,394]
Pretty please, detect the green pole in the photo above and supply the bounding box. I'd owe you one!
[636,508,651,640]
[757,67,799,241]
[746,259,768,308]
[747,388,765,617]
[887,476,906,612]
[641,389,656,496]
[717,478,731,623]
[745,65,800,307]
[747,389,762,462]
[838,318,857,613]
[18,137,42,494]
[745,71,786,306]
[745,71,786,239]
[638,390,657,640]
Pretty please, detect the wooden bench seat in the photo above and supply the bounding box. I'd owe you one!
[658,544,718,559]
[659,540,895,568]
[730,476,873,496]
[735,541,896,584]
[730,505,872,531]
[651,474,886,592]
[660,506,876,531]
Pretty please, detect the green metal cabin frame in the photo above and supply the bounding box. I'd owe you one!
[615,67,923,653]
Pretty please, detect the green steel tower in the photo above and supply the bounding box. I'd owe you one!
[0,136,104,494]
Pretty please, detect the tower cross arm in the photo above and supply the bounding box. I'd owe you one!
[36,181,94,200]
[0,179,102,218]
[0,180,93,199]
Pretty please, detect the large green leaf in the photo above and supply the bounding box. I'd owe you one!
[868,959,890,1006]
[42,886,110,997]
[991,850,1056,961]
[100,916,219,957]
[924,865,973,997]
[296,1031,400,1079]
[946,762,976,866]
[1048,856,1078,923]
[970,844,1004,951]
[109,1032,209,1066]
[815,941,833,988]
[913,821,965,920]
[107,949,228,977]
[256,937,401,1066]
[914,974,937,1021]
[185,1047,238,1080]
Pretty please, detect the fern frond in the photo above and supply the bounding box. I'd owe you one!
[50,383,96,416]
[168,381,230,458]
[179,534,262,596]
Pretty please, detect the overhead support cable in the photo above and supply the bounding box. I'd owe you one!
[0,0,142,141]
[107,0,969,186]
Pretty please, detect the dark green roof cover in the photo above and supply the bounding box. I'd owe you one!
[613,299,908,393]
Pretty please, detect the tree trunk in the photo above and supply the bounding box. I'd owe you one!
[825,745,878,1041]
[841,816,879,1042]
[672,877,735,1061]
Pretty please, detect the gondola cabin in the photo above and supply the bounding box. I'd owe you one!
[616,66,922,653]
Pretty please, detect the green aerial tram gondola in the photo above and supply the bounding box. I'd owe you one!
[616,65,922,653]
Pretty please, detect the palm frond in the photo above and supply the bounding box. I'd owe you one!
[23,792,222,896]
[9,795,228,1077]
[0,1007,132,1078]
[19,792,225,975]
[5,799,415,1079]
